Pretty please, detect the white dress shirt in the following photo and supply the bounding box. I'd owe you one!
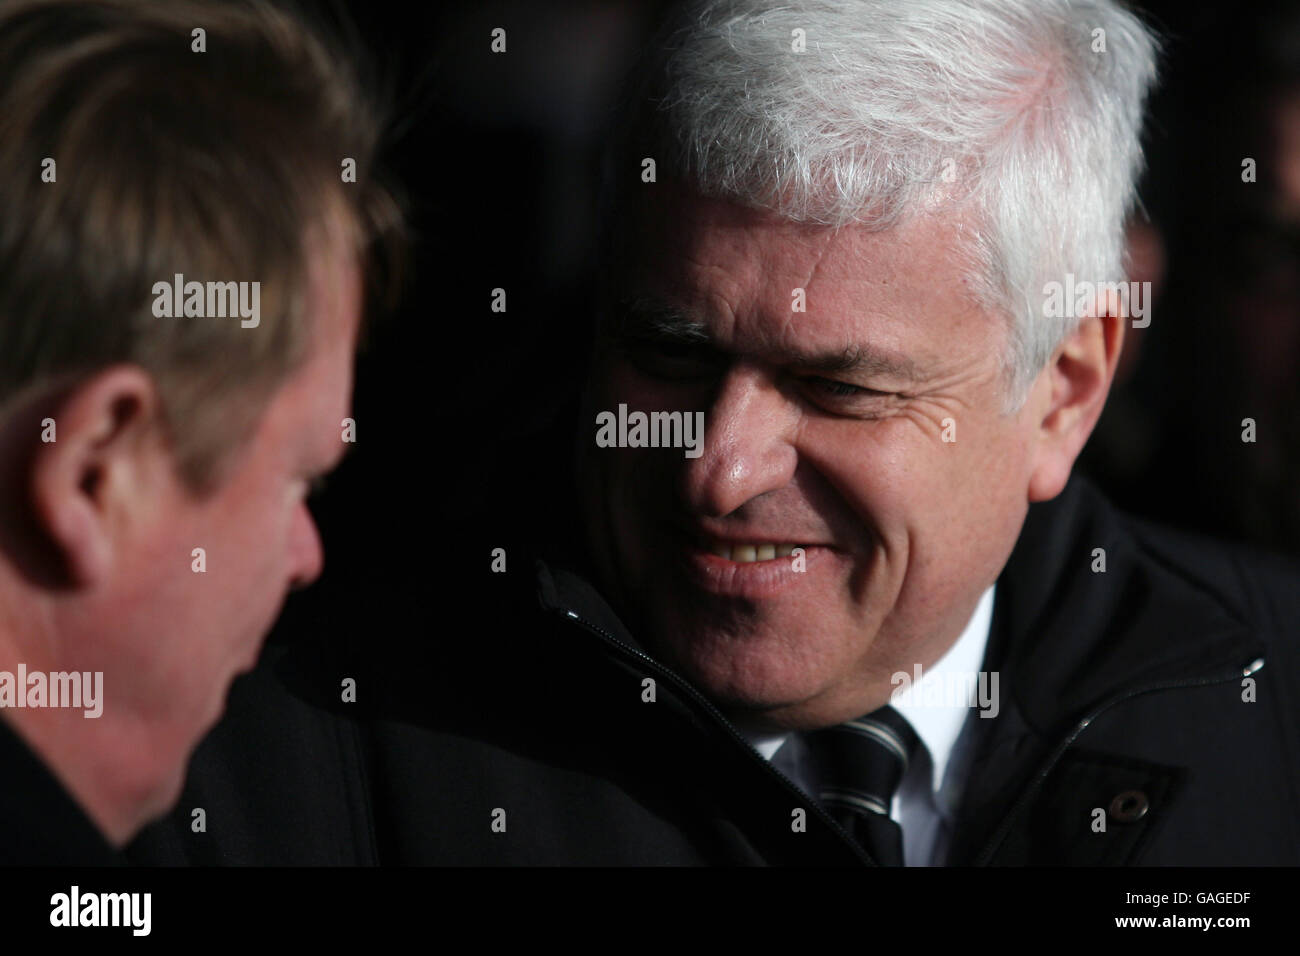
[742,584,996,866]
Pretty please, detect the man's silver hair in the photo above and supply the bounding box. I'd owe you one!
[625,0,1159,413]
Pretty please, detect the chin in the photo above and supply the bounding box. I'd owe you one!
[159,759,188,810]
[183,665,243,752]
[226,624,274,685]
[127,737,193,838]
[654,619,843,714]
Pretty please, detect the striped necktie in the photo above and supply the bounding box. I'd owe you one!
[806,705,920,866]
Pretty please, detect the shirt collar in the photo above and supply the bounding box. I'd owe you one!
[890,584,996,801]
[741,584,998,803]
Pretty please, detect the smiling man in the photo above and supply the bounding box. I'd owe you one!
[556,0,1300,867]
[317,0,1298,868]
[0,0,400,863]
[582,185,1050,735]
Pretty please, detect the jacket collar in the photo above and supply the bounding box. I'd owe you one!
[0,717,123,865]
[987,472,1263,736]
[536,556,647,654]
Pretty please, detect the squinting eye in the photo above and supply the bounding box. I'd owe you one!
[622,337,719,379]
[806,376,889,398]
[644,340,694,359]
[812,378,865,397]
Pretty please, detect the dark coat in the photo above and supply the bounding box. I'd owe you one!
[0,720,123,865]
[127,473,1300,865]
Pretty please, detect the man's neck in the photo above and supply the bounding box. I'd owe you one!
[0,631,158,847]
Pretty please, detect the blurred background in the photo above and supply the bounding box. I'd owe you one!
[283,0,1300,643]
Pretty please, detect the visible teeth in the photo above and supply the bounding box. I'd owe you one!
[706,540,804,562]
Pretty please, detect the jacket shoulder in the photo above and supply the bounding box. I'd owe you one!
[1115,489,1300,647]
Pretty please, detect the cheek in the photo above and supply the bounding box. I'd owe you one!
[590,364,698,479]
[269,486,307,555]
[837,406,1019,497]
[806,413,1022,578]
[920,421,1032,574]
[808,417,938,520]
[228,495,306,630]
[215,482,301,575]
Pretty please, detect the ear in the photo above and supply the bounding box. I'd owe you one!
[1025,304,1127,503]
[28,366,169,586]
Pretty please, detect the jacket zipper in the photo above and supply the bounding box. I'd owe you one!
[553,606,879,865]
[972,655,1266,865]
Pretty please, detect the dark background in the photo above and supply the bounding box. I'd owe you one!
[283,0,1300,643]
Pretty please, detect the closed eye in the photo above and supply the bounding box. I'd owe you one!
[805,376,887,398]
[620,336,722,379]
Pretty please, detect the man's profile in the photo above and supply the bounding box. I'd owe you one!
[0,0,401,863]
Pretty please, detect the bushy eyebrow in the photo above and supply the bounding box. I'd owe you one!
[797,345,925,383]
[604,296,713,343]
[605,294,927,384]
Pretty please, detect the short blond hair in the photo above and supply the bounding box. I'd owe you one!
[0,0,404,491]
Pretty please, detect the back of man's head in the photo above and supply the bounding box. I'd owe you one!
[0,0,403,853]
[0,0,401,489]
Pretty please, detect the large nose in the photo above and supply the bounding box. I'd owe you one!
[681,363,798,518]
[288,499,325,590]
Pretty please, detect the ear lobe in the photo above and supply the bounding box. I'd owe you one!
[1025,310,1126,503]
[27,367,165,587]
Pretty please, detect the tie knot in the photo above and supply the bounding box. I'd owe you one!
[807,704,921,819]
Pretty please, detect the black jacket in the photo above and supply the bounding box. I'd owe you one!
[0,720,123,865]
[127,472,1300,865]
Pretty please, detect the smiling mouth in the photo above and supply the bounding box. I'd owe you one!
[704,540,806,562]
[673,531,830,599]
